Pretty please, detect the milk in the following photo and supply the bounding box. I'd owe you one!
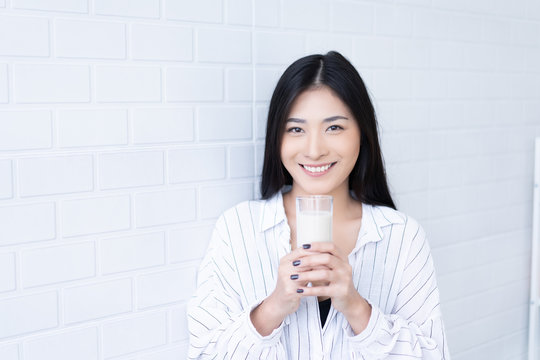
[296,210,332,245]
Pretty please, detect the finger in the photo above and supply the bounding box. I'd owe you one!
[296,285,332,297]
[290,269,332,283]
[294,253,340,270]
[282,245,323,261]
[279,247,313,266]
[286,248,330,269]
[294,264,331,273]
[303,242,347,260]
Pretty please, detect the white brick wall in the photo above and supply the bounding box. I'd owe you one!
[0,343,19,360]
[98,151,164,189]
[197,28,251,63]
[64,279,132,323]
[14,64,90,103]
[0,64,7,103]
[0,1,538,358]
[100,232,165,274]
[24,327,98,360]
[12,0,88,13]
[62,196,130,237]
[135,189,197,228]
[254,0,279,27]
[166,0,223,24]
[137,267,196,309]
[94,0,159,19]
[0,160,13,199]
[169,225,212,264]
[57,109,128,148]
[21,242,95,288]
[55,19,126,59]
[166,67,223,102]
[0,110,52,150]
[0,202,56,245]
[18,155,93,197]
[131,24,192,61]
[0,15,49,56]
[332,1,373,34]
[102,312,167,358]
[198,106,252,141]
[169,147,226,183]
[0,292,58,338]
[0,252,15,293]
[95,66,161,103]
[133,108,194,144]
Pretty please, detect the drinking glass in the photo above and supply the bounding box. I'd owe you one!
[296,195,333,246]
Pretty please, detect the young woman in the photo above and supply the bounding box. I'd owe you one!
[188,51,450,359]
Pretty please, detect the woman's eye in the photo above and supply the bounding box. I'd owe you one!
[287,127,303,133]
[327,125,343,132]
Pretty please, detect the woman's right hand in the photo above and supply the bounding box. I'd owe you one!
[250,245,323,336]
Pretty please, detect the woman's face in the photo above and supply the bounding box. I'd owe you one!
[280,86,361,196]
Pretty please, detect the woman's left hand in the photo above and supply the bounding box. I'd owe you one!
[292,242,371,332]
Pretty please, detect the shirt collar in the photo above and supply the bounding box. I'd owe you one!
[259,191,287,233]
[356,203,406,248]
[259,191,405,240]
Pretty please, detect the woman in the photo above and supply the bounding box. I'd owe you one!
[188,51,450,359]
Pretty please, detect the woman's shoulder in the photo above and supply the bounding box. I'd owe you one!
[368,203,424,234]
[215,197,274,230]
[209,198,278,250]
[368,203,405,223]
[219,198,269,219]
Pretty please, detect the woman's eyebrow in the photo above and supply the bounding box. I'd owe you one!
[286,115,348,123]
[323,115,348,122]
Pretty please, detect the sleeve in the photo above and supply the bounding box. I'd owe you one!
[187,214,287,359]
[345,222,451,359]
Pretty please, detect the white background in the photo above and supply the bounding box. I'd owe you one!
[0,0,539,359]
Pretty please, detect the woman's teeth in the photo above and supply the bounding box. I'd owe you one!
[303,163,333,173]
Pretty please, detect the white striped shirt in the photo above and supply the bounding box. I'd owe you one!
[187,191,451,359]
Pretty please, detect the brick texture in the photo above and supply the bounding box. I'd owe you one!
[55,19,125,59]
[21,242,95,288]
[24,328,98,360]
[0,1,537,358]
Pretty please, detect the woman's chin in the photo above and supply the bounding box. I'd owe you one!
[295,183,335,196]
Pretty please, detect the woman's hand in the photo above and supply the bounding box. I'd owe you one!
[251,242,371,336]
[250,246,315,335]
[291,242,372,334]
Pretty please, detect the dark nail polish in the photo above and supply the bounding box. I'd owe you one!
[293,260,301,266]
[297,288,304,293]
[290,274,299,280]
[302,244,311,249]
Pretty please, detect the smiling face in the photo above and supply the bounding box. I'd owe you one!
[280,86,361,197]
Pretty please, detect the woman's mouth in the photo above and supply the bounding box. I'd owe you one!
[300,162,336,177]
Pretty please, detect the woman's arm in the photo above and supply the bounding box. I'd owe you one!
[294,221,450,359]
[187,215,287,360]
[344,222,450,359]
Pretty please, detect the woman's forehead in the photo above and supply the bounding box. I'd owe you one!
[287,87,352,118]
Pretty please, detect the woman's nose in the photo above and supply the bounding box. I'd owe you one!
[305,133,328,159]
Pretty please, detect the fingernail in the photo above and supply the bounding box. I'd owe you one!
[290,274,299,280]
[292,260,301,266]
[296,289,304,293]
[302,244,311,249]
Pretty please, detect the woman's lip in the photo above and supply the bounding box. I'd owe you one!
[299,162,336,177]
[301,162,335,167]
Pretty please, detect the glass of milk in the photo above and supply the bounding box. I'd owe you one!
[296,195,333,246]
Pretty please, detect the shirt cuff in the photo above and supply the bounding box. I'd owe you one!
[343,297,385,347]
[245,300,285,346]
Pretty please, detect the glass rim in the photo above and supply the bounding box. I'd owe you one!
[295,195,333,200]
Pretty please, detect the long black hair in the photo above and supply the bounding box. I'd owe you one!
[260,51,396,210]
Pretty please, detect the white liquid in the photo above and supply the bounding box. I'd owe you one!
[296,211,332,245]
